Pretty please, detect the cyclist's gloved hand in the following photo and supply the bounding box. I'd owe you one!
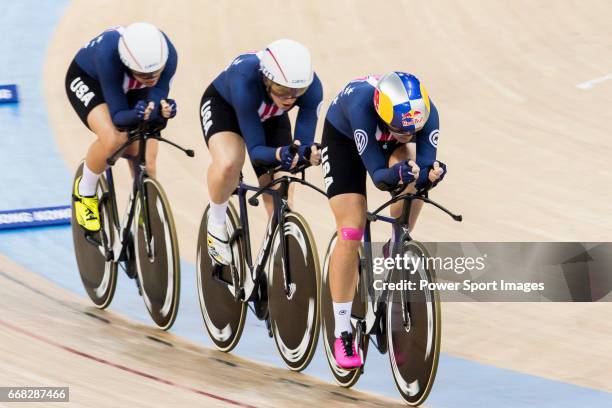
[161,99,177,119]
[396,160,420,185]
[278,144,299,170]
[428,160,447,188]
[303,143,321,166]
[134,100,149,121]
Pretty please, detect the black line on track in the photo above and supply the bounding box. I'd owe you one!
[146,335,173,347]
[211,357,238,367]
[329,390,361,401]
[83,311,111,324]
[0,269,69,306]
[279,378,312,388]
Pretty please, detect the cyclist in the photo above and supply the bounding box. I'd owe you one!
[321,72,446,369]
[66,22,178,232]
[200,39,323,266]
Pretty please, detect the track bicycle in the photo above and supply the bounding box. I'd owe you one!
[320,188,462,405]
[71,122,193,330]
[196,150,325,371]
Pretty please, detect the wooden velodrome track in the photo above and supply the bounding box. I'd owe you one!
[3,0,612,406]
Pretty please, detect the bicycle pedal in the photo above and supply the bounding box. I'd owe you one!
[265,316,273,338]
[236,287,245,302]
[135,275,143,296]
[84,233,101,247]
[229,228,242,243]
[100,192,110,204]
[125,262,137,279]
[211,263,223,277]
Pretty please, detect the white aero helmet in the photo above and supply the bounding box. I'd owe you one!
[118,22,168,73]
[260,39,313,89]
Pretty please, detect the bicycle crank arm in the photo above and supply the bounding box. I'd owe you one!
[211,264,243,301]
[354,319,367,373]
[84,233,113,262]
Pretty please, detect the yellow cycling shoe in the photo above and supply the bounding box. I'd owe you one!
[73,176,101,232]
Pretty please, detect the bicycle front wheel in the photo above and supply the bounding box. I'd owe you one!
[133,177,181,330]
[71,161,118,309]
[387,240,441,406]
[268,211,320,372]
[196,202,247,352]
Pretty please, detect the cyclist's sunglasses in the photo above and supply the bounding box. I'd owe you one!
[388,124,415,138]
[131,67,164,80]
[268,82,308,99]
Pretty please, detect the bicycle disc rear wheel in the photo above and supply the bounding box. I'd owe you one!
[268,211,320,372]
[133,177,180,330]
[320,233,369,387]
[71,161,117,309]
[387,240,441,406]
[196,202,247,352]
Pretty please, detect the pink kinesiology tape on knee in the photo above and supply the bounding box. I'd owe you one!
[340,227,364,241]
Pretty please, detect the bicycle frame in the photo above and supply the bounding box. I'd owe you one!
[105,135,153,263]
[224,166,327,302]
[235,176,287,301]
[357,190,462,340]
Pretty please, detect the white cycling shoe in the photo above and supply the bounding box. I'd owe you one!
[207,221,232,266]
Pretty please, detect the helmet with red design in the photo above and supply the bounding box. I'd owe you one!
[373,72,431,135]
[259,39,314,98]
[118,22,168,74]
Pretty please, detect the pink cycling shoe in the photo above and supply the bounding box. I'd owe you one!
[334,331,362,369]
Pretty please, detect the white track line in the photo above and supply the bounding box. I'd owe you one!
[576,73,612,90]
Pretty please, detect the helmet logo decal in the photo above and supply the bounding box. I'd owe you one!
[401,110,425,128]
[265,48,288,83]
[429,130,439,148]
[354,129,368,155]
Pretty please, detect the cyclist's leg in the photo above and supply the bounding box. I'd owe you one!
[322,120,365,368]
[329,194,366,304]
[123,138,159,179]
[200,84,245,264]
[387,143,423,234]
[257,112,293,217]
[208,132,245,202]
[206,132,244,265]
[66,58,127,230]
[86,105,129,173]
[144,139,159,178]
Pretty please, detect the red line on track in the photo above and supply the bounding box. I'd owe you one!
[0,318,257,408]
